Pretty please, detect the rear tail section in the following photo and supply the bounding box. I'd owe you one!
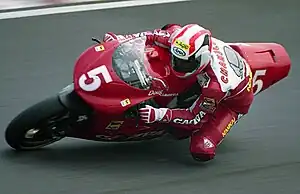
[229,43,291,95]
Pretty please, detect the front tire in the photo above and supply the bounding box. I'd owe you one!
[5,96,69,150]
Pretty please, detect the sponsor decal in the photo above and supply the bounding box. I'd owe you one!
[203,137,215,148]
[95,45,105,52]
[120,98,131,107]
[222,117,236,137]
[132,31,152,37]
[76,115,88,122]
[154,30,170,37]
[174,39,190,50]
[148,90,178,97]
[200,97,216,113]
[247,71,253,92]
[224,46,245,78]
[197,72,210,88]
[95,130,165,141]
[172,47,186,56]
[212,44,228,84]
[105,121,124,130]
[173,111,206,125]
[126,130,165,140]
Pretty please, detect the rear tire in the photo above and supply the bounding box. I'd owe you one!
[5,96,69,150]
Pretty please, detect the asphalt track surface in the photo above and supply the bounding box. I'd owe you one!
[0,0,300,193]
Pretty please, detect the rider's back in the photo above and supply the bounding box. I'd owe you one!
[201,37,254,114]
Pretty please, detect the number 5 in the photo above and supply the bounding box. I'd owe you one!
[79,65,113,91]
[253,69,267,95]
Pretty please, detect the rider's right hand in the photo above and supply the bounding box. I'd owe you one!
[138,105,171,124]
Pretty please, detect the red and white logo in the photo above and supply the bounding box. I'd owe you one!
[203,137,214,149]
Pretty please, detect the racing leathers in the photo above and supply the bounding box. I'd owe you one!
[102,24,254,161]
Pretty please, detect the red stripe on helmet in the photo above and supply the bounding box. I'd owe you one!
[172,24,194,43]
[189,30,209,54]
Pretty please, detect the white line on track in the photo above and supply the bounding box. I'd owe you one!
[0,0,190,20]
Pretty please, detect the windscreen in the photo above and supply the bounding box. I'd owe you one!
[112,36,152,90]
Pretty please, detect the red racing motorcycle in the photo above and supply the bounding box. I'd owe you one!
[4,36,291,150]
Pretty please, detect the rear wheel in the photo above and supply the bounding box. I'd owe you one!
[5,96,71,150]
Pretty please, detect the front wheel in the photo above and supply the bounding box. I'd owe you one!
[5,96,71,150]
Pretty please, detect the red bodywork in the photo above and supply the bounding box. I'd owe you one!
[70,38,291,142]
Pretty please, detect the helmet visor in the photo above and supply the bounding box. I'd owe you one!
[171,55,200,74]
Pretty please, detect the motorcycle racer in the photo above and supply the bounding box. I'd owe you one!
[102,24,254,162]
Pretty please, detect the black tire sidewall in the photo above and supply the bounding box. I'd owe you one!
[5,96,66,150]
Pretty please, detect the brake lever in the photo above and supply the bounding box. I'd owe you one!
[135,104,143,128]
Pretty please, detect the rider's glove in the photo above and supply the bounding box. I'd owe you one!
[139,105,172,124]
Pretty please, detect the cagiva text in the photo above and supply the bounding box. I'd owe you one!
[148,90,178,97]
[95,130,165,141]
[173,111,206,125]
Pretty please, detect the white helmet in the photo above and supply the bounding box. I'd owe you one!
[170,24,212,78]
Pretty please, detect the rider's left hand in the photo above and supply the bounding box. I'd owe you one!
[138,105,171,124]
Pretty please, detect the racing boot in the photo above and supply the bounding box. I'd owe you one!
[189,104,239,162]
[190,134,217,162]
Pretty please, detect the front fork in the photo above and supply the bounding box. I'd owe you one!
[58,83,93,114]
[56,83,94,135]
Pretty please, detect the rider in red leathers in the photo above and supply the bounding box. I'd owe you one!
[102,24,254,162]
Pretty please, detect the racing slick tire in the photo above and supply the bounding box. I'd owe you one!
[5,96,68,151]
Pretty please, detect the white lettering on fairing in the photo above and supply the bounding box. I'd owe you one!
[148,90,178,97]
[173,111,206,125]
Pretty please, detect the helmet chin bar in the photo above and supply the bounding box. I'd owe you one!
[171,53,211,79]
[172,55,198,73]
